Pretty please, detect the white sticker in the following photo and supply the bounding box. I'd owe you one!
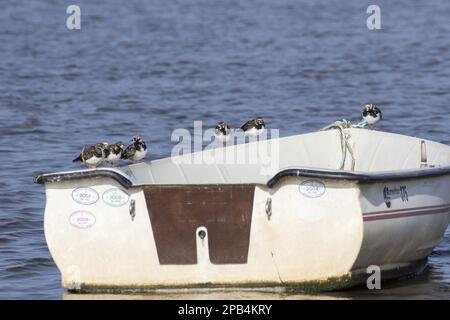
[102,188,129,207]
[299,180,326,198]
[69,211,96,229]
[72,187,99,205]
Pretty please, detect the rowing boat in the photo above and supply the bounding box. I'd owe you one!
[35,128,450,291]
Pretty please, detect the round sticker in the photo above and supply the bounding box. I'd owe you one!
[299,180,326,198]
[102,188,129,207]
[69,211,96,229]
[72,187,99,205]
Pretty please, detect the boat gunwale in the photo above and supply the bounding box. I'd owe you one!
[266,166,450,188]
[34,165,450,189]
[34,169,133,189]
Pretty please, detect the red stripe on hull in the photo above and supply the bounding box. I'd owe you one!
[363,205,450,222]
[364,204,450,216]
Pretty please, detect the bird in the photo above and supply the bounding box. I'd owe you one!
[240,117,265,137]
[104,141,124,167]
[362,104,382,129]
[121,135,148,163]
[214,122,231,146]
[73,142,108,169]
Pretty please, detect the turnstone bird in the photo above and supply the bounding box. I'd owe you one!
[362,104,382,128]
[104,141,124,167]
[241,117,265,137]
[73,142,107,169]
[214,122,231,146]
[121,135,147,163]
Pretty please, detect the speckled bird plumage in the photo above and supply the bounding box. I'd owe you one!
[73,142,108,168]
[214,122,231,145]
[241,117,265,137]
[122,135,147,163]
[104,141,124,167]
[362,104,382,126]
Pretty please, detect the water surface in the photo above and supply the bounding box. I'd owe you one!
[0,0,449,299]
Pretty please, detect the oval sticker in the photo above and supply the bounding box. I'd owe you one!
[72,187,99,205]
[69,211,96,229]
[299,180,326,198]
[102,188,129,207]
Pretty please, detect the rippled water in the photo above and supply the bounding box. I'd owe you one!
[0,0,449,299]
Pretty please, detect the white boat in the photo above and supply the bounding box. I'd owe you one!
[35,128,450,292]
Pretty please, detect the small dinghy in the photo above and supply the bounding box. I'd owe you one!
[35,128,450,292]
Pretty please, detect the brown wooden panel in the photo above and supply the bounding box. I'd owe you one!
[144,185,255,265]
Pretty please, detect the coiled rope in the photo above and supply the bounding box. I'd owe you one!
[319,119,368,171]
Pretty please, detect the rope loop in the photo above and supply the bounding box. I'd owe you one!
[320,119,358,170]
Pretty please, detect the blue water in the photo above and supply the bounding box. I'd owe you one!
[0,0,449,299]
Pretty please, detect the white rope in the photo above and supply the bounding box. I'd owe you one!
[352,120,368,128]
[320,119,357,171]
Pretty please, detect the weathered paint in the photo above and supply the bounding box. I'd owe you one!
[144,185,254,265]
[44,177,366,290]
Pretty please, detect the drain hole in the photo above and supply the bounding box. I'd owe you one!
[198,230,206,239]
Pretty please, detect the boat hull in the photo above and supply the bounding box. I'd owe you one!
[43,174,450,292]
